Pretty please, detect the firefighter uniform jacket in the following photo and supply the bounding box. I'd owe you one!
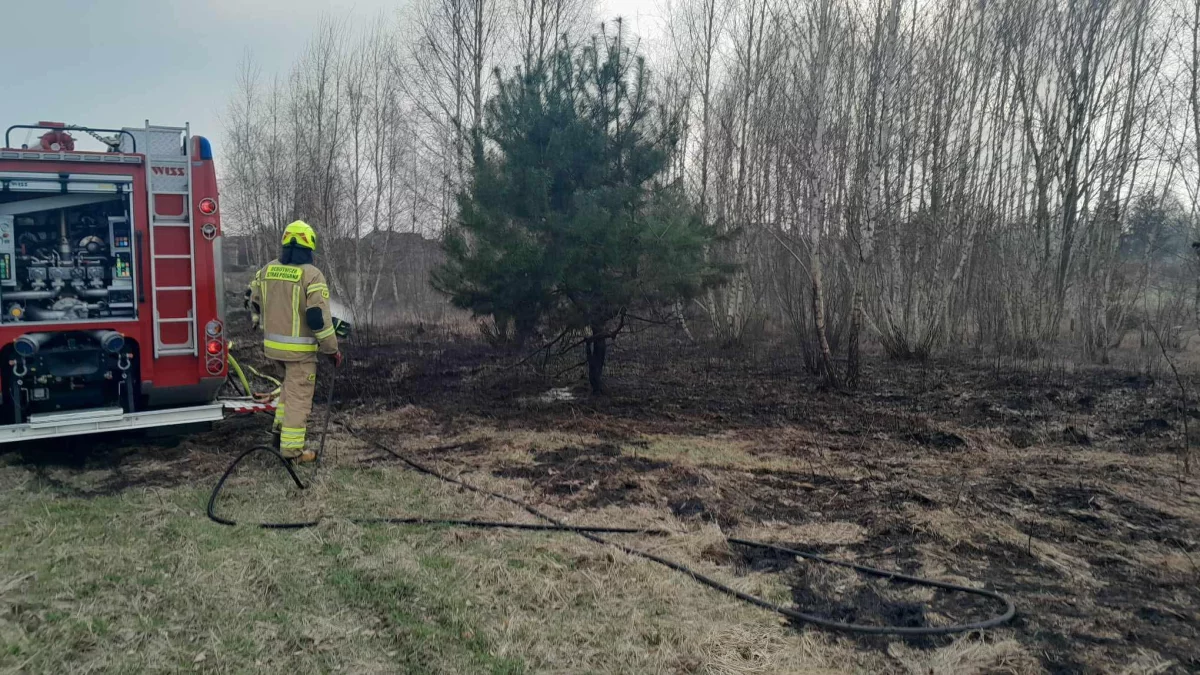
[248,260,339,362]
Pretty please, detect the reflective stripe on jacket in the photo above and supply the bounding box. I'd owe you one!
[248,260,339,362]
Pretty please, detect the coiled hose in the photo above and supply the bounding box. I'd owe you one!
[206,398,1015,637]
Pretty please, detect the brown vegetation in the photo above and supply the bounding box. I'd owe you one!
[239,321,1197,672]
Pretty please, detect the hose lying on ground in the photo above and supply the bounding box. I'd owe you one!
[206,444,658,536]
[206,425,1016,637]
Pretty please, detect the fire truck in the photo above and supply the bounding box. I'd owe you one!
[0,121,234,442]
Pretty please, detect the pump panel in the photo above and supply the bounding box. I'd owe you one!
[0,180,138,324]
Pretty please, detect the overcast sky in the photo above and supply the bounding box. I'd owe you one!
[0,0,661,160]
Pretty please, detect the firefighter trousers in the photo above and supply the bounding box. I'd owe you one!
[271,359,318,457]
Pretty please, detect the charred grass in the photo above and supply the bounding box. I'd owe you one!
[1,326,1198,673]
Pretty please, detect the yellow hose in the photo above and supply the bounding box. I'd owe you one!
[227,352,253,396]
[226,340,281,399]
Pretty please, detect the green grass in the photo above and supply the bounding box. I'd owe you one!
[0,461,525,674]
[0,433,893,674]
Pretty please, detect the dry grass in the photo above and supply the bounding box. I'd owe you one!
[886,638,1041,675]
[0,428,1009,675]
[731,522,867,547]
[350,409,829,476]
[4,377,1197,674]
[913,509,1096,583]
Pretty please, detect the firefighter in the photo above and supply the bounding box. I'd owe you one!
[247,221,343,462]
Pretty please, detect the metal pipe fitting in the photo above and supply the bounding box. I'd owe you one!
[88,330,125,354]
[13,332,52,357]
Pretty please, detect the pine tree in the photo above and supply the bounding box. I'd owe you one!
[434,23,730,394]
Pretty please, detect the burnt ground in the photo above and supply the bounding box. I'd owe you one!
[323,326,1199,673]
[8,319,1200,673]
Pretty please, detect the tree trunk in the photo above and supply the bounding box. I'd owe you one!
[674,299,695,342]
[847,282,862,390]
[586,326,608,395]
[515,314,537,349]
[1194,252,1200,333]
[811,246,839,388]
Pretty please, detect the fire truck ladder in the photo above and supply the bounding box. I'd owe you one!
[140,123,199,358]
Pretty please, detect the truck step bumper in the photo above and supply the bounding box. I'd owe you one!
[220,397,277,415]
[0,404,224,444]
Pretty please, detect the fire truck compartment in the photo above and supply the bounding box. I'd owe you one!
[3,329,138,423]
[0,185,138,325]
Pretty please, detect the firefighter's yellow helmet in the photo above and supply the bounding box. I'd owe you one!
[281,221,317,251]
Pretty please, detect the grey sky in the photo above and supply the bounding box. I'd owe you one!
[0,0,659,161]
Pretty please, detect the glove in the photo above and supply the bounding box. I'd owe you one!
[327,351,344,368]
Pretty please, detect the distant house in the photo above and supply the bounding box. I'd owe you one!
[222,234,258,271]
[359,230,447,318]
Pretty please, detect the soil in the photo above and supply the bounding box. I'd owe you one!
[7,322,1200,673]
[333,328,1199,673]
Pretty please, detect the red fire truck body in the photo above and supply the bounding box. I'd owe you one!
[0,122,231,442]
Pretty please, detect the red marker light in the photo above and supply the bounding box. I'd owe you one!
[198,198,217,216]
[206,339,223,355]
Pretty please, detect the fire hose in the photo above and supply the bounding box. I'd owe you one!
[206,365,1016,637]
[226,345,281,401]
